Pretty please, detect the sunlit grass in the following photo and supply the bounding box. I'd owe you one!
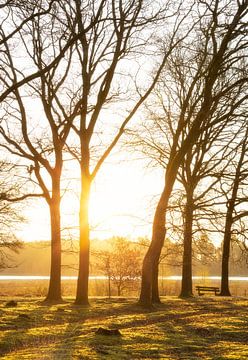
[0,296,247,359]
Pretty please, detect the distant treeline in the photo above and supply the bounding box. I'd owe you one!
[1,237,247,277]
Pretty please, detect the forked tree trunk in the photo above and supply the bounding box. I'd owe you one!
[180,192,194,298]
[75,175,91,305]
[45,176,62,302]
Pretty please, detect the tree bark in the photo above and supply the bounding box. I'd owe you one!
[139,186,169,306]
[180,191,194,298]
[220,130,247,296]
[45,176,62,302]
[75,171,91,305]
[220,209,233,296]
[151,261,161,303]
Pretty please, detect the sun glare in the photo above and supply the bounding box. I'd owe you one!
[17,159,163,242]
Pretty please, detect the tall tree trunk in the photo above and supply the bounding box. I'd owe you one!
[180,191,194,298]
[180,189,194,298]
[75,174,91,305]
[220,130,247,296]
[151,261,161,303]
[139,250,154,306]
[139,159,181,306]
[139,189,168,306]
[220,211,232,296]
[45,176,62,302]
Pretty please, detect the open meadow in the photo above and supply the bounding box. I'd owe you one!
[0,296,247,360]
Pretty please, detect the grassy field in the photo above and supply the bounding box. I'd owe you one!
[0,296,247,359]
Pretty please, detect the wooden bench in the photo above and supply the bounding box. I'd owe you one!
[195,286,219,296]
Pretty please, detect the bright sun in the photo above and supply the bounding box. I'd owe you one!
[17,159,163,242]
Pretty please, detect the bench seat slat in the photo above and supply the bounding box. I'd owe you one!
[196,287,219,290]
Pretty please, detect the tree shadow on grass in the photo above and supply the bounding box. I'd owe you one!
[51,299,157,359]
[50,321,88,359]
[155,298,248,359]
[0,299,77,357]
[51,324,126,360]
[1,297,247,359]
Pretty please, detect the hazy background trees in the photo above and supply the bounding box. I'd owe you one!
[0,160,24,269]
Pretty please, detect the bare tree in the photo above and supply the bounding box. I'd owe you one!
[135,82,245,300]
[96,237,142,297]
[139,0,248,306]
[65,0,192,305]
[133,67,244,299]
[0,2,87,301]
[178,129,229,297]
